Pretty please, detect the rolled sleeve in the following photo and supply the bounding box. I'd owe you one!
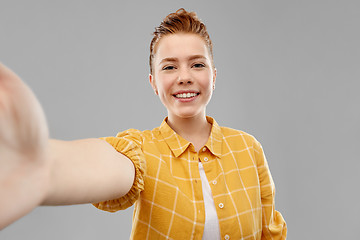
[93,129,146,212]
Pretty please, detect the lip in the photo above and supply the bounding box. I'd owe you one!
[172,90,199,95]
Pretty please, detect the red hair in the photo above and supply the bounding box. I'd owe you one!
[149,8,214,74]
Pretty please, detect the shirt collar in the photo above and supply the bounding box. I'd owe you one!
[159,116,223,158]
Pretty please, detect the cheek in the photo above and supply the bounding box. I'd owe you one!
[198,72,214,91]
[156,75,173,96]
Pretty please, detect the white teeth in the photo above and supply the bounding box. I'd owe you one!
[175,93,198,98]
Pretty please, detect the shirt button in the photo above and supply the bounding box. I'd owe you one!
[204,157,208,162]
[202,147,206,152]
[218,203,224,209]
[212,180,217,185]
[224,234,230,240]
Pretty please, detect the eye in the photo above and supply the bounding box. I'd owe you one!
[192,63,205,68]
[162,65,176,70]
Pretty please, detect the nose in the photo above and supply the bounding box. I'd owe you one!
[177,68,192,85]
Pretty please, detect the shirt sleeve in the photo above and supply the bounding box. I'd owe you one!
[92,129,146,212]
[253,139,287,239]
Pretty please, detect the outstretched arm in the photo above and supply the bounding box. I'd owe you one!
[0,63,135,229]
[44,138,135,206]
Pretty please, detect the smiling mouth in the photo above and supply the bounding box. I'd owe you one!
[173,92,200,99]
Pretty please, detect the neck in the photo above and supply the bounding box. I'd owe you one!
[167,113,211,152]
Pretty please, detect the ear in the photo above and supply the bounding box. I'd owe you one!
[149,74,158,95]
[212,68,217,90]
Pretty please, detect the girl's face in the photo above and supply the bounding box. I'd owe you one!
[150,33,216,120]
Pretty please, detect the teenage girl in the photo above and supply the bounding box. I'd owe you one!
[0,8,286,240]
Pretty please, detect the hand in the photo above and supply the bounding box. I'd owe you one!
[0,63,50,229]
[0,63,49,159]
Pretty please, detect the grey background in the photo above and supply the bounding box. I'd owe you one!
[1,0,359,239]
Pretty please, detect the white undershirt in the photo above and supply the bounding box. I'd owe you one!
[199,162,221,240]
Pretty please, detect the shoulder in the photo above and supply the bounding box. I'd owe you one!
[219,125,264,154]
[114,126,162,144]
[220,126,259,144]
[114,128,144,144]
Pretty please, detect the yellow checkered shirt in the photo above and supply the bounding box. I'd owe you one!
[93,117,287,239]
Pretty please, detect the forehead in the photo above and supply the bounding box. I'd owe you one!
[154,33,210,63]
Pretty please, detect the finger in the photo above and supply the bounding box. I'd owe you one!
[0,62,23,87]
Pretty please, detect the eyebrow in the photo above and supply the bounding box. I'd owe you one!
[159,55,206,64]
